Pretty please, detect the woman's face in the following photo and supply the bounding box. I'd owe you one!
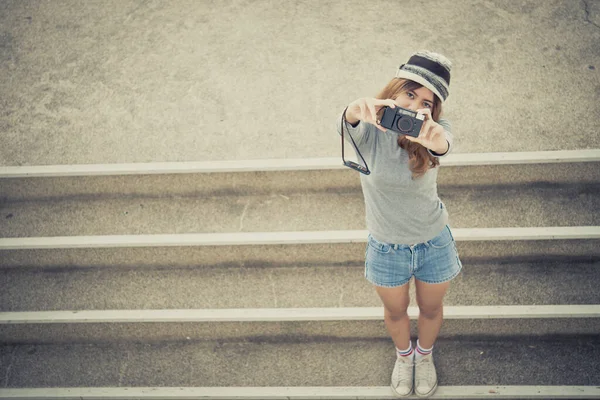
[395,86,435,112]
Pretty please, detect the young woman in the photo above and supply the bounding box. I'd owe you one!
[337,51,462,398]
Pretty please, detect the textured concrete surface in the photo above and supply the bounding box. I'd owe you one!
[0,181,599,237]
[2,261,600,312]
[2,318,600,344]
[1,0,599,167]
[2,162,599,201]
[1,337,600,387]
[2,239,600,269]
[1,1,599,391]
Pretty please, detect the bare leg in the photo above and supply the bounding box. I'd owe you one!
[374,282,412,350]
[414,279,451,349]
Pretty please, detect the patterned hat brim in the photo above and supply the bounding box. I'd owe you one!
[395,69,447,103]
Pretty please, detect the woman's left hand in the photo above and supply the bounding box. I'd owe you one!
[403,109,449,155]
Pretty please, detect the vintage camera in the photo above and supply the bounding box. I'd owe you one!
[380,106,425,137]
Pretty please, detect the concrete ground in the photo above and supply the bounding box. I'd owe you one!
[1,0,599,167]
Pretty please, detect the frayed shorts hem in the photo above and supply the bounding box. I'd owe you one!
[365,276,412,288]
[414,265,462,285]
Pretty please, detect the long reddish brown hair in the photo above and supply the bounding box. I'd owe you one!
[375,79,443,178]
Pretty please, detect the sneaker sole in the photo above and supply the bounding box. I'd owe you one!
[415,379,438,398]
[390,383,413,397]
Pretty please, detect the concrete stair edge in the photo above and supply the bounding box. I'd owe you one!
[2,305,599,324]
[1,226,599,249]
[0,385,599,399]
[1,149,599,178]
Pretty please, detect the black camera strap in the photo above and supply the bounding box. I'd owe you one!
[341,107,370,175]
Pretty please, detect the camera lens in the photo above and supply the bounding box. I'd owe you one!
[397,117,413,132]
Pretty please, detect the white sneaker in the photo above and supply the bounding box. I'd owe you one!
[390,355,414,397]
[414,353,438,398]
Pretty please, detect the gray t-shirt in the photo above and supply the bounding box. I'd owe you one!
[337,112,454,245]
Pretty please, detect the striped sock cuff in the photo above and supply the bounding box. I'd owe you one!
[396,345,413,357]
[416,340,433,355]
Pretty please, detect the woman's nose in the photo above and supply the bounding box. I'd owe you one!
[405,101,418,111]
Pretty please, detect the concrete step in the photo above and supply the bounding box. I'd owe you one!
[1,152,599,203]
[2,150,598,176]
[1,181,598,238]
[1,152,598,396]
[1,227,599,268]
[1,336,599,389]
[2,259,599,342]
[1,306,598,344]
[2,386,600,399]
[2,261,599,312]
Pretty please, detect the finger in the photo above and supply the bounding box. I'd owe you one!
[427,121,443,141]
[409,136,424,146]
[430,125,445,143]
[372,99,393,120]
[375,123,387,132]
[419,118,432,139]
[416,108,432,118]
[375,99,396,108]
[416,110,432,131]
[427,124,440,138]
[433,125,445,137]
[404,135,419,144]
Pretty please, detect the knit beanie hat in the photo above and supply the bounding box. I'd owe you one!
[395,51,452,102]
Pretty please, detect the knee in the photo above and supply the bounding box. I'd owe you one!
[384,307,409,322]
[418,304,443,319]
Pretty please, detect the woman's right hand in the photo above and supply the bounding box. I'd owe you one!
[345,98,397,132]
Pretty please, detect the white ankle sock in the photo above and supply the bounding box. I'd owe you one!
[396,343,414,359]
[415,339,433,361]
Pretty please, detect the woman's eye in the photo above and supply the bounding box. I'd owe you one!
[424,103,432,108]
[407,92,414,99]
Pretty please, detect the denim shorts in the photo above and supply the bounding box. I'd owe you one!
[365,225,463,287]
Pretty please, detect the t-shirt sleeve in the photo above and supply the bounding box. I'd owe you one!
[336,111,373,148]
[428,118,453,157]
